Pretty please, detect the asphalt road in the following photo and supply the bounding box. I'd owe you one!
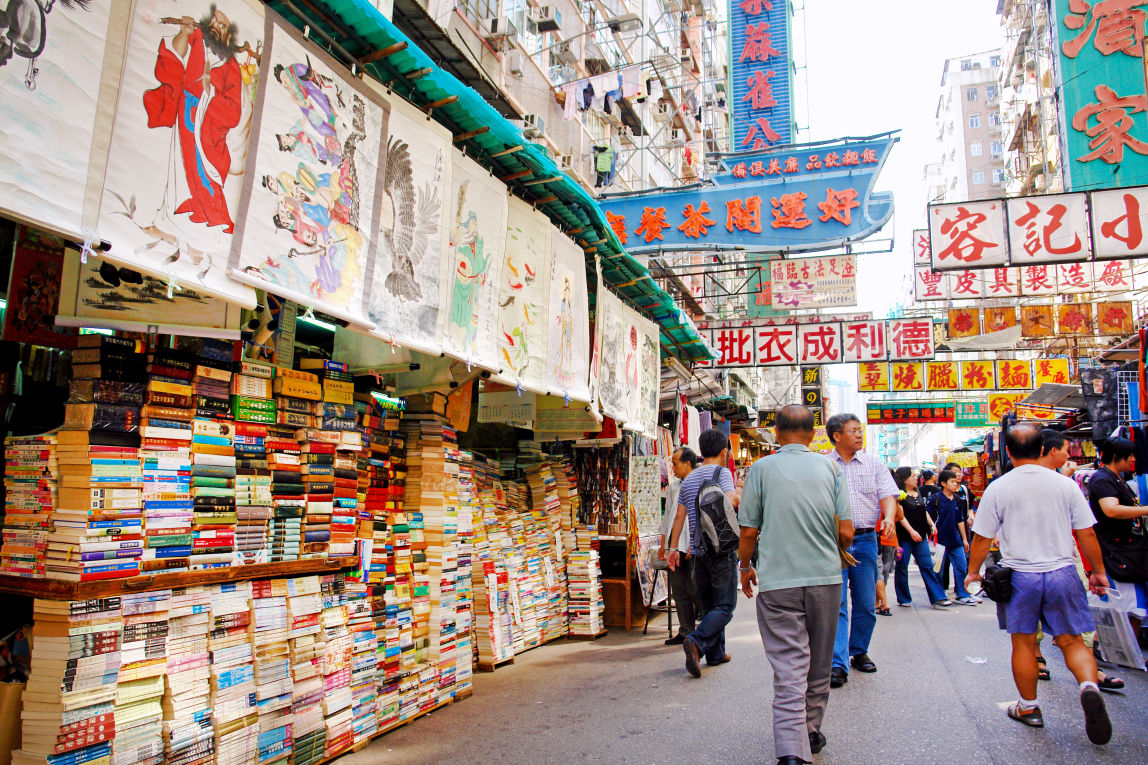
[341,578,1148,764]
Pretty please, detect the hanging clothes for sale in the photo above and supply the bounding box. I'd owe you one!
[698,410,712,432]
[1132,426,1148,475]
[1139,327,1147,414]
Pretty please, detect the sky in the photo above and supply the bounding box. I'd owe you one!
[788,0,1007,389]
[794,0,1007,317]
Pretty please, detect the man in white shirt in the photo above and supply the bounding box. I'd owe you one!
[658,447,701,645]
[967,424,1112,745]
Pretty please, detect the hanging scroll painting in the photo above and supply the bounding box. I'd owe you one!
[637,316,660,437]
[360,90,451,355]
[229,11,387,326]
[545,229,591,402]
[596,286,629,424]
[0,0,124,238]
[492,197,551,393]
[441,149,506,370]
[98,0,265,307]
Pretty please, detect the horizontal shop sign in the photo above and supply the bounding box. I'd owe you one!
[702,318,934,368]
[866,402,955,425]
[857,358,1070,393]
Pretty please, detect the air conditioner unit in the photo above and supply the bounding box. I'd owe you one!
[508,52,524,78]
[554,41,579,65]
[534,6,562,33]
[655,102,672,122]
[480,17,518,50]
[522,113,546,138]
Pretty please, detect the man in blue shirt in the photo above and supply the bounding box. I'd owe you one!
[929,469,978,605]
[667,428,740,678]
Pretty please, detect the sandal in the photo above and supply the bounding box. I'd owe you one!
[1036,656,1050,681]
[1098,674,1125,692]
[876,606,892,616]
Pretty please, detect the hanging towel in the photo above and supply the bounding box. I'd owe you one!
[621,66,643,98]
[562,83,578,121]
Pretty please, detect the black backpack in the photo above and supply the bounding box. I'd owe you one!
[695,466,739,556]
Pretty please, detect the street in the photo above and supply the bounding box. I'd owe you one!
[342,579,1148,764]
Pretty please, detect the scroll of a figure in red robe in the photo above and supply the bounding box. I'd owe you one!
[143,8,248,233]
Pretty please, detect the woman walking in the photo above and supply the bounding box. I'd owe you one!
[892,467,951,609]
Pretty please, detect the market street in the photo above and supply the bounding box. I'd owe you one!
[342,580,1148,765]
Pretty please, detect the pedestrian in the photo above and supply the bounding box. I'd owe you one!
[658,446,702,646]
[967,425,1112,745]
[666,428,741,678]
[930,469,980,606]
[826,413,899,688]
[1085,437,1148,639]
[875,470,899,616]
[737,405,854,765]
[1035,429,1124,692]
[892,466,950,609]
[939,462,974,589]
[918,469,939,505]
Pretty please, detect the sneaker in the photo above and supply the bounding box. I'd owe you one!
[1081,687,1112,745]
[931,600,952,610]
[955,596,979,606]
[1008,702,1044,728]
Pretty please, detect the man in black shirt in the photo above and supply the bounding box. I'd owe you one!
[1086,437,1148,635]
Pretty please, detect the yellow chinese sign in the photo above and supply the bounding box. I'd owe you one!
[960,361,996,391]
[857,362,889,392]
[988,393,1026,421]
[891,362,924,392]
[926,361,960,391]
[1032,358,1071,387]
[996,360,1033,389]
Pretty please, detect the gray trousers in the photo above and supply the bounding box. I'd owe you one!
[756,583,842,761]
[668,554,701,636]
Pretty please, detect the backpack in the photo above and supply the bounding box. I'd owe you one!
[695,466,740,556]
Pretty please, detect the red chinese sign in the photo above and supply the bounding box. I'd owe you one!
[888,319,935,360]
[1007,194,1091,263]
[706,319,934,368]
[929,200,1009,269]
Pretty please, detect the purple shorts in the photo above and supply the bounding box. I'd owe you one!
[996,564,1095,636]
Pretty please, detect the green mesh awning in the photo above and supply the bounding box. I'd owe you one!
[267,0,715,362]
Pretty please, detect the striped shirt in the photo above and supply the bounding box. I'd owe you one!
[830,449,898,530]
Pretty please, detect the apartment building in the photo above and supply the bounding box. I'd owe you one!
[926,49,1006,204]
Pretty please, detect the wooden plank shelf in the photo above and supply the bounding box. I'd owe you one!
[0,557,358,600]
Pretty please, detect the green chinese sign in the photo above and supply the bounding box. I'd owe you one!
[955,401,990,428]
[747,255,789,319]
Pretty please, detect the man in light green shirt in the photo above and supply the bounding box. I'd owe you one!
[737,405,854,765]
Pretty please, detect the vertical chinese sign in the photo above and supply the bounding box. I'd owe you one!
[1056,1,1148,189]
[747,255,789,319]
[730,0,794,151]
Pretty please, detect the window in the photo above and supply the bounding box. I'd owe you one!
[458,0,499,27]
[991,140,1004,154]
[969,114,981,129]
[961,59,972,71]
[988,112,1000,127]
[986,85,998,100]
[970,142,983,157]
[993,168,1006,184]
[967,87,978,101]
[973,170,985,184]
[990,55,1001,67]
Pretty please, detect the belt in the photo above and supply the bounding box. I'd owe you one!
[854,527,875,534]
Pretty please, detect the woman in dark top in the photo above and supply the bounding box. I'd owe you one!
[892,467,950,608]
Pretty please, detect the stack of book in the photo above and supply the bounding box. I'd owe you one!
[554,455,582,560]
[344,577,378,745]
[14,597,122,765]
[112,591,169,765]
[162,585,214,764]
[504,481,541,652]
[250,579,292,765]
[139,376,193,574]
[454,451,476,694]
[208,581,258,764]
[189,419,235,570]
[470,459,513,665]
[267,426,304,562]
[329,431,361,557]
[2,433,57,577]
[567,526,604,636]
[319,574,353,758]
[286,576,326,765]
[231,360,275,426]
[233,421,272,564]
[299,433,336,559]
[526,463,568,641]
[48,429,142,582]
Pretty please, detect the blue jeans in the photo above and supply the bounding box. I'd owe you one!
[688,551,738,662]
[941,545,972,599]
[833,531,878,671]
[894,538,947,605]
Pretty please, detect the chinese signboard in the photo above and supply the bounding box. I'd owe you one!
[866,402,956,425]
[915,260,1134,300]
[770,255,857,309]
[987,393,1026,421]
[855,358,1069,392]
[706,317,934,368]
[747,255,789,318]
[1055,1,1148,191]
[955,401,990,428]
[598,134,896,253]
[927,186,1148,270]
[730,0,793,151]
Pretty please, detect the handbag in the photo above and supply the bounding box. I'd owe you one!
[1100,537,1148,583]
[980,562,1013,603]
